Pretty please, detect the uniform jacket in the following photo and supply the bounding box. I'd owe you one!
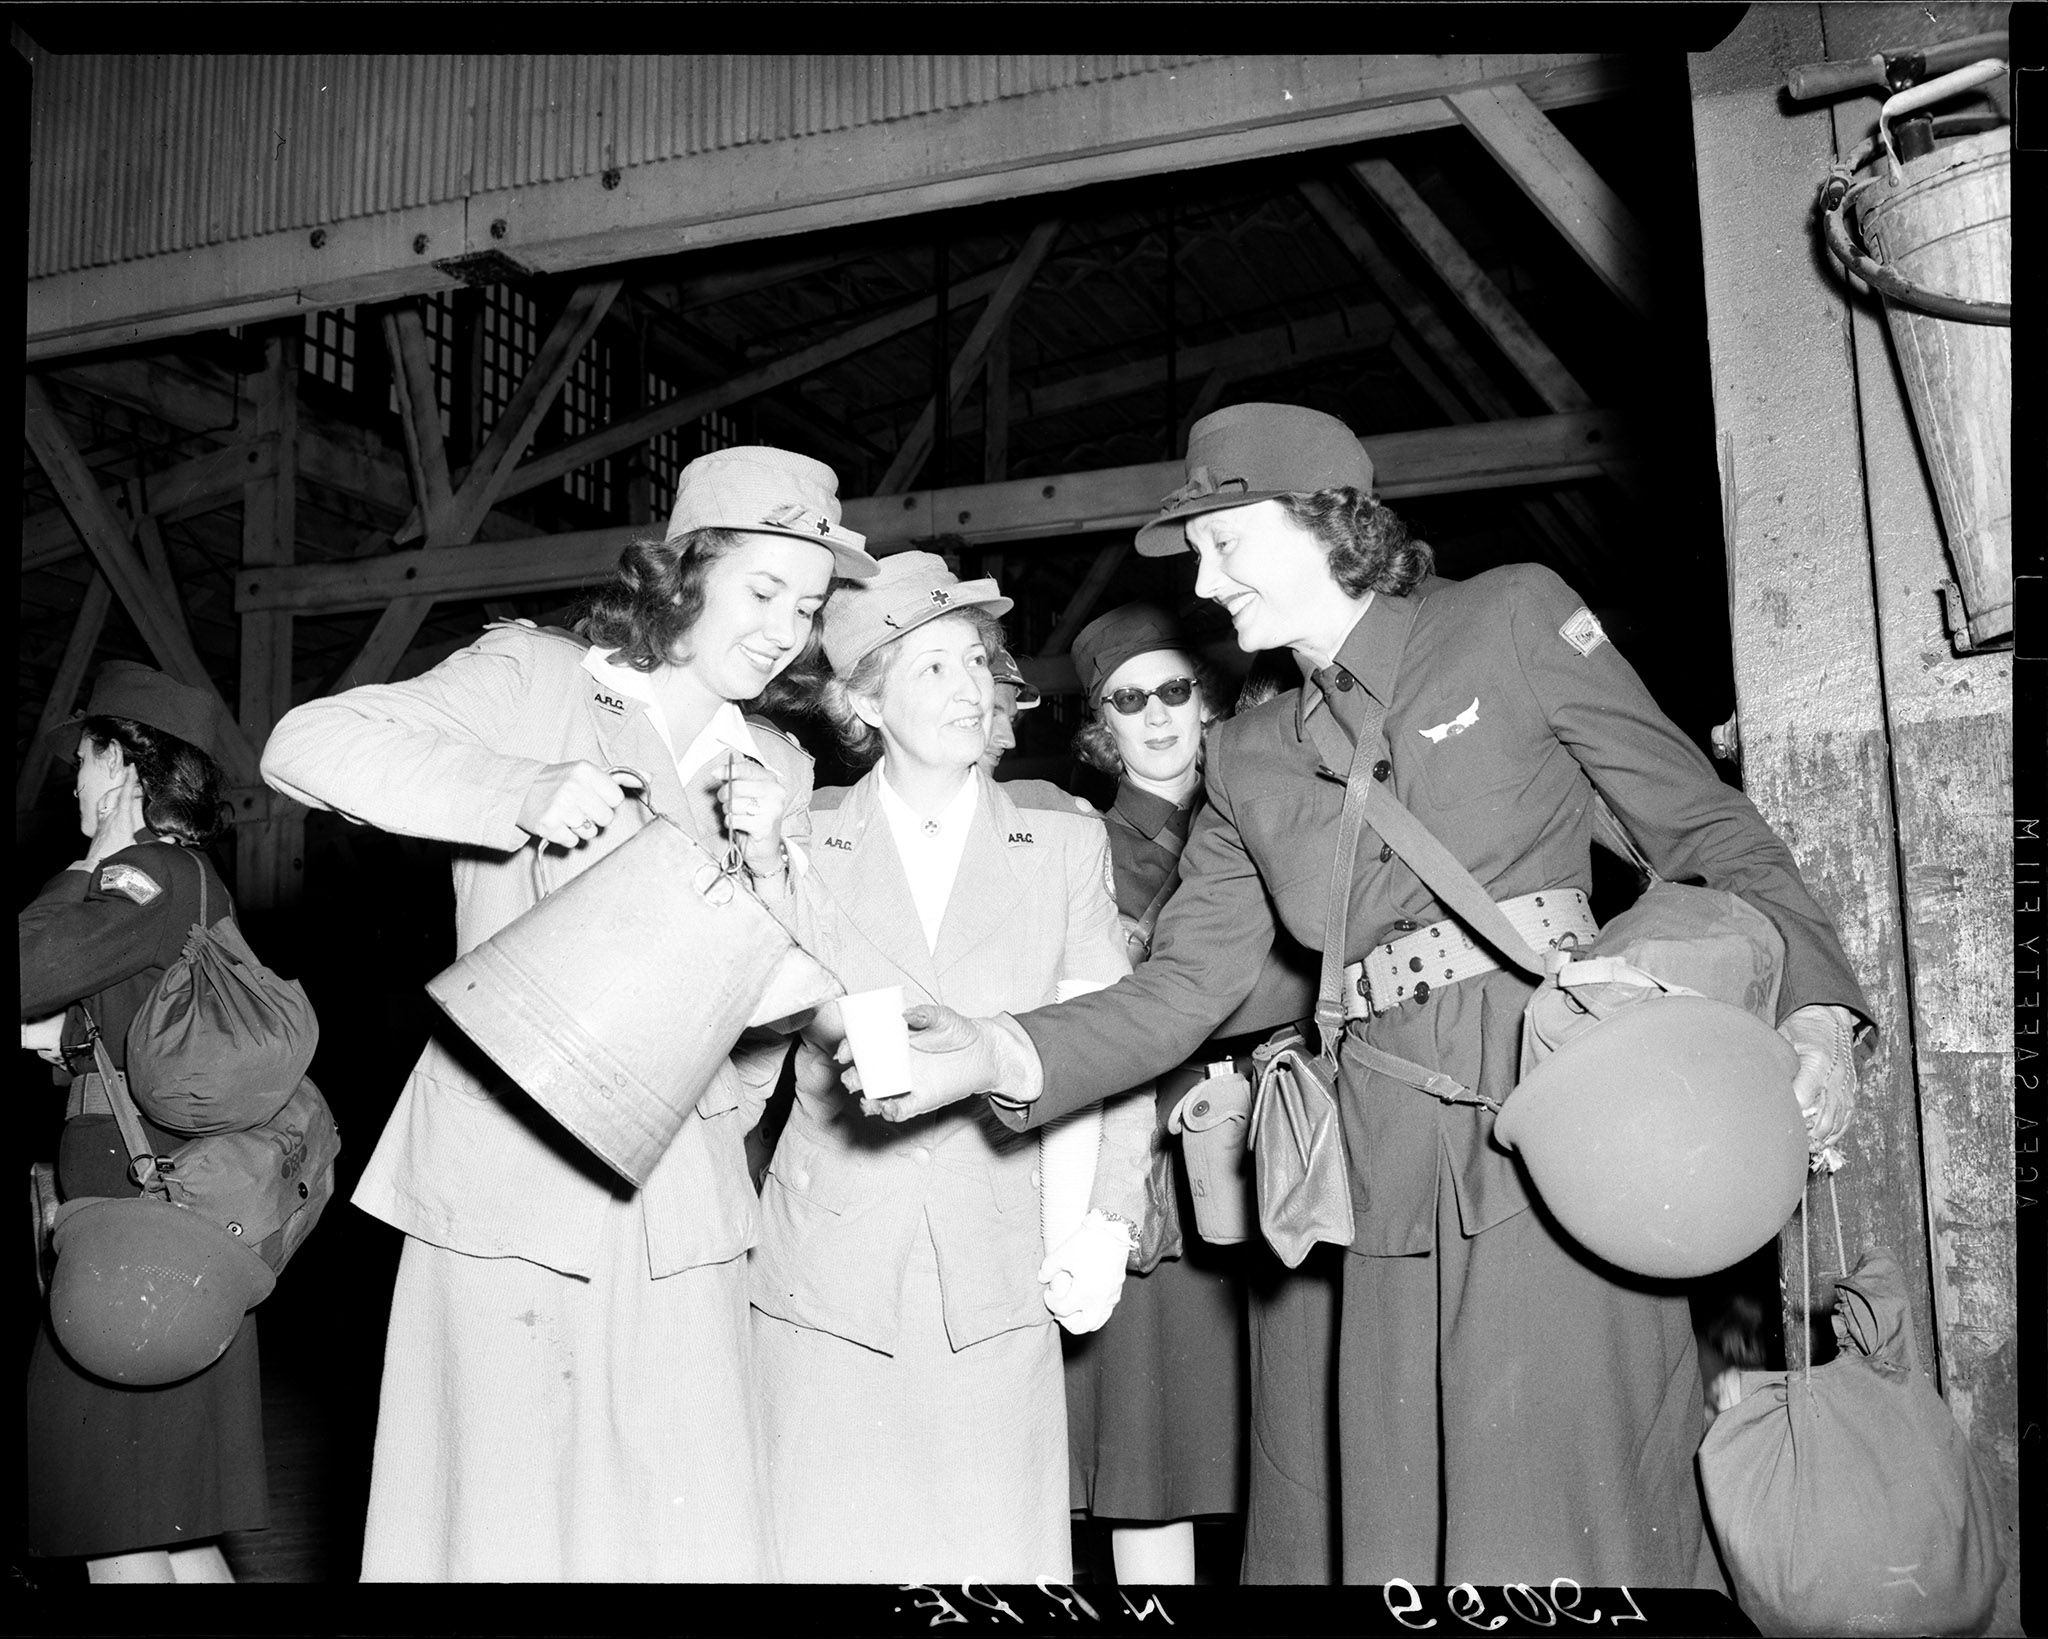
[20,833,234,1197]
[1014,565,1873,1256]
[751,767,1139,1355]
[1105,782,1316,1045]
[261,621,815,1279]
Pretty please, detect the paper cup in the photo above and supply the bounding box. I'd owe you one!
[840,985,912,1099]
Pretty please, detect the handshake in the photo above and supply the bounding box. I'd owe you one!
[807,998,1041,1122]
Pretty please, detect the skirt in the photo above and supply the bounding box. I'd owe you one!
[1064,1135,1248,1521]
[26,1311,268,1559]
[359,1186,775,1582]
[754,1214,1070,1584]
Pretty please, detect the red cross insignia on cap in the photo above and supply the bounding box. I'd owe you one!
[930,588,952,606]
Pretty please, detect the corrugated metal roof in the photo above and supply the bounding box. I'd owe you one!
[28,55,1213,277]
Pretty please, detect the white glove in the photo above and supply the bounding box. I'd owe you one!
[1037,1208,1134,1334]
[1778,1003,1860,1172]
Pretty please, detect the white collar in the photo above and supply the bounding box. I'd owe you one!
[580,646,763,782]
[876,765,980,837]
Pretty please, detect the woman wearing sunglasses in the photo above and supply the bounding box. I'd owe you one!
[1061,604,1326,1585]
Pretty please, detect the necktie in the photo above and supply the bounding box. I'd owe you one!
[1310,664,1364,746]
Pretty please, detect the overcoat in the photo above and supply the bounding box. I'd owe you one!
[261,620,809,1579]
[1004,564,1872,1587]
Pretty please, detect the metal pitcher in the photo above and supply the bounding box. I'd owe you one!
[427,770,838,1187]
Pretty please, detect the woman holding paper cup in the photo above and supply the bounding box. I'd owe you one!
[751,552,1154,1583]
[1059,603,1334,1585]
[260,446,878,1581]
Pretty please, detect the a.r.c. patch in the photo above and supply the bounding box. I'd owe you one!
[1559,606,1608,657]
[96,862,163,905]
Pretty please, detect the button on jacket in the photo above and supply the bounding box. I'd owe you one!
[754,769,1140,1356]
[261,621,814,1280]
[1011,564,1872,1257]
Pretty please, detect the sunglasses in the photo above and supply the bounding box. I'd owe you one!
[1100,677,1197,716]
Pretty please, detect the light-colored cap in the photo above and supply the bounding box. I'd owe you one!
[665,445,880,578]
[989,648,1042,709]
[820,550,1012,674]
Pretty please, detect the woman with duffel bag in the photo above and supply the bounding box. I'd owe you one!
[19,662,270,1584]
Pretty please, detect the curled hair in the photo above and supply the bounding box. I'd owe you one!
[1274,487,1434,599]
[576,526,830,712]
[814,607,1009,772]
[79,716,231,846]
[1070,656,1228,778]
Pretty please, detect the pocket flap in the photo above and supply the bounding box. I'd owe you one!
[1169,1073,1252,1135]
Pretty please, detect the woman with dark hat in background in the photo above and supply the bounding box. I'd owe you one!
[869,402,1871,1590]
[1060,601,1332,1586]
[261,446,877,1581]
[20,662,261,1584]
[750,552,1153,1583]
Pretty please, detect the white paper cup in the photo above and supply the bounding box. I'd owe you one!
[839,985,912,1099]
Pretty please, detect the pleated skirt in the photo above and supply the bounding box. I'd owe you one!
[754,1215,1070,1584]
[359,1186,775,1582]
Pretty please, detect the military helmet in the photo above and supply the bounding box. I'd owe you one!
[49,1195,275,1386]
[1492,993,1808,1280]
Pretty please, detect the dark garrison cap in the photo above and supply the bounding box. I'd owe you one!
[46,660,229,766]
[1135,402,1376,557]
[1070,602,1191,702]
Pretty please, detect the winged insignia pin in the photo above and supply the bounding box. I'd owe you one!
[1419,698,1481,744]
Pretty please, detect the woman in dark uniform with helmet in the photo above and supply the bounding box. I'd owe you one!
[1060,603,1336,1585]
[873,402,1870,1589]
[19,662,264,1583]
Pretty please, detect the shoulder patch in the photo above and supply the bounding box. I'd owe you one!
[1559,606,1607,657]
[96,862,163,905]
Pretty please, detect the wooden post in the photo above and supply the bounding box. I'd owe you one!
[984,325,1010,484]
[16,572,114,812]
[238,328,304,911]
[1815,9,2020,1622]
[1689,3,1933,1379]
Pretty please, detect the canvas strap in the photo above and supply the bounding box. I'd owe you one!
[81,1005,168,1198]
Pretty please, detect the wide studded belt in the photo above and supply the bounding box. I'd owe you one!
[1343,889,1598,1019]
[63,1072,115,1121]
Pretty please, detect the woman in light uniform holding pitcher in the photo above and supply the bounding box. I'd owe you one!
[261,447,877,1581]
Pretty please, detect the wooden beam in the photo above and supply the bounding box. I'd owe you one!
[49,357,533,540]
[383,308,456,522]
[475,264,1010,511]
[16,573,114,811]
[23,437,275,572]
[238,330,304,904]
[877,219,1065,495]
[983,326,1010,484]
[22,375,260,784]
[239,411,1630,616]
[28,56,1635,362]
[396,278,622,545]
[1178,371,1235,451]
[1349,158,1596,415]
[933,301,1399,444]
[1040,545,1130,656]
[1447,83,1653,319]
[1304,177,1608,579]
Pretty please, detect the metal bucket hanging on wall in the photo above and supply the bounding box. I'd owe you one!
[1821,59,2011,652]
[427,769,839,1188]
